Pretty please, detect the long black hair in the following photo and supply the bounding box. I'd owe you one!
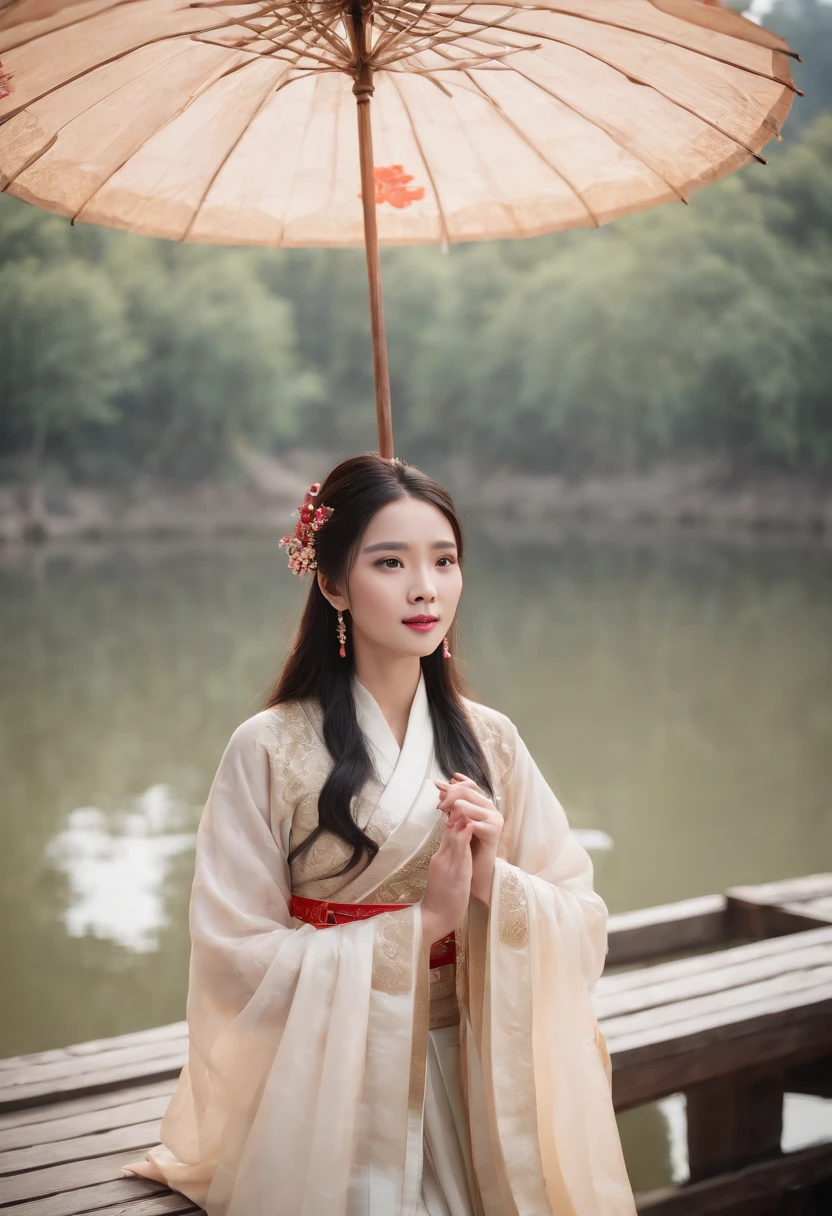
[266,452,494,877]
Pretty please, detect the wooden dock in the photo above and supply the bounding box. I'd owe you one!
[1,873,831,1215]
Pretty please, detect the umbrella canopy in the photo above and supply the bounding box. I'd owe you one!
[0,0,799,455]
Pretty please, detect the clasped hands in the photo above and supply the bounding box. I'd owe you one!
[434,773,502,907]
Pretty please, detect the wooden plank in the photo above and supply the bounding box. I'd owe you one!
[0,1038,188,1093]
[596,924,832,999]
[728,875,832,939]
[634,1137,832,1214]
[784,1055,832,1100]
[7,1175,178,1216]
[606,895,728,966]
[781,898,832,926]
[0,1118,161,1175]
[726,874,832,907]
[729,899,832,939]
[613,1009,832,1109]
[0,1083,174,1135]
[81,1197,200,1216]
[0,1026,187,1074]
[595,939,832,1022]
[0,1054,186,1114]
[602,963,832,1043]
[0,1148,159,1205]
[685,1071,784,1181]
[607,971,832,1059]
[0,1096,168,1153]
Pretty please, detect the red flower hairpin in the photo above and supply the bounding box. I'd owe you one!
[279,482,334,574]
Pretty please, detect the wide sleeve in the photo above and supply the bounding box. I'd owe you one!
[121,714,429,1216]
[461,721,637,1216]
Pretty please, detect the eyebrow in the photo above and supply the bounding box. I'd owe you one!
[362,540,458,554]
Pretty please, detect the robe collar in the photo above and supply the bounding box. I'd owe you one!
[351,668,430,776]
[333,666,440,902]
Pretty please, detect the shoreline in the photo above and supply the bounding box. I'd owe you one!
[2,455,831,546]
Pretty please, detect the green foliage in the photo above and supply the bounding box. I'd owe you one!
[107,246,321,480]
[0,0,830,483]
[0,257,140,478]
[0,226,321,482]
[752,0,832,138]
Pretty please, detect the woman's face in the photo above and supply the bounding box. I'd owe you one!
[343,496,463,659]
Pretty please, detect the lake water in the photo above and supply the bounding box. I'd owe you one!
[1,527,831,1192]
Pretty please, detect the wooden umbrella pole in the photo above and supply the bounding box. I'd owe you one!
[351,9,394,459]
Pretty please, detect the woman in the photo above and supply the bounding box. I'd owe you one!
[123,452,636,1215]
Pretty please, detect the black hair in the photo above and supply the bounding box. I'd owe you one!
[266,452,494,876]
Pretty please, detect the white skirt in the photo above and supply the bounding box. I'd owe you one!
[418,1024,477,1216]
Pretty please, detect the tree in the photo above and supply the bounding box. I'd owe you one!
[0,258,140,492]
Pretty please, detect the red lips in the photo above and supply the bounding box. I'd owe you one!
[403,614,438,624]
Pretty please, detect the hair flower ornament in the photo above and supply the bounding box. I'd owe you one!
[279,482,334,575]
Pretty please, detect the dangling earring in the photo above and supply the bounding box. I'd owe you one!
[442,635,451,659]
[337,609,347,659]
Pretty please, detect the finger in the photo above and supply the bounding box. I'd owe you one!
[436,815,456,850]
[450,799,500,824]
[455,819,474,847]
[435,775,478,797]
[450,800,493,821]
[438,785,492,812]
[450,818,474,850]
[451,773,484,794]
[435,774,479,793]
[469,821,500,841]
[445,824,467,862]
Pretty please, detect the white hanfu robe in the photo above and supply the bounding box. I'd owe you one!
[123,670,636,1215]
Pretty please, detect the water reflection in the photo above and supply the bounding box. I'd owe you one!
[1,528,830,1189]
[45,785,196,952]
[617,1097,689,1191]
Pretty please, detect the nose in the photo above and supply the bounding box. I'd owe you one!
[410,567,438,606]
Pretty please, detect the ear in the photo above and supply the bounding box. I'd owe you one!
[317,570,348,612]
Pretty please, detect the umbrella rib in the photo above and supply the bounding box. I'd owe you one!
[202,8,350,68]
[0,23,238,127]
[423,4,799,65]
[326,72,344,245]
[429,10,798,92]
[373,1,433,59]
[194,33,345,72]
[501,62,690,205]
[0,0,135,53]
[0,131,57,189]
[460,66,600,225]
[212,17,332,79]
[427,18,774,163]
[387,73,452,249]
[274,72,322,242]
[397,56,527,238]
[180,70,283,242]
[63,56,280,229]
[374,6,520,66]
[283,7,351,62]
[374,0,481,55]
[0,39,220,193]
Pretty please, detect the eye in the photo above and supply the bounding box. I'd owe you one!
[375,556,457,569]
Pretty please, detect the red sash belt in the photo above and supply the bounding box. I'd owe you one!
[290,895,456,970]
